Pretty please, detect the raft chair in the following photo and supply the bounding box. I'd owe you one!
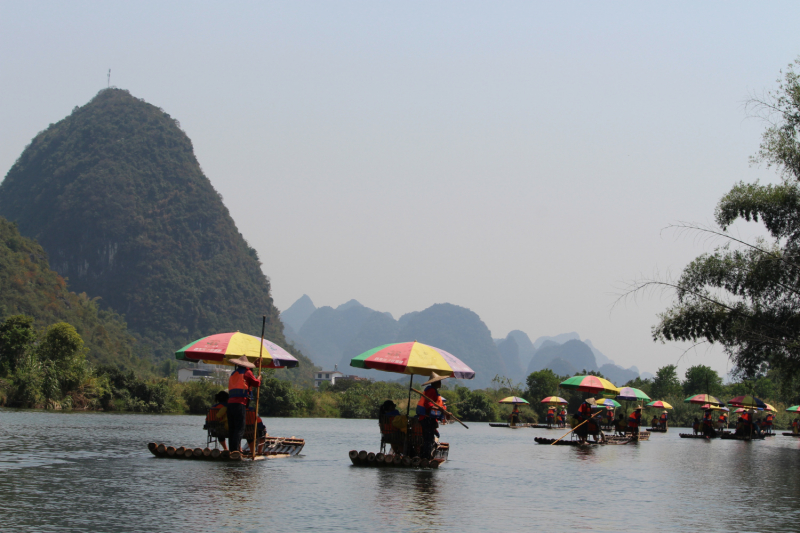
[379,414,405,454]
[204,407,228,449]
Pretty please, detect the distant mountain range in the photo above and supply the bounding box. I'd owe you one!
[281,294,651,387]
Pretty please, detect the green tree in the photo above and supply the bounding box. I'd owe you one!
[639,59,800,383]
[455,386,498,422]
[682,365,723,397]
[650,365,683,400]
[0,315,36,376]
[258,377,305,417]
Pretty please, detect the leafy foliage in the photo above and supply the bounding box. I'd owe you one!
[0,89,315,383]
[650,59,800,385]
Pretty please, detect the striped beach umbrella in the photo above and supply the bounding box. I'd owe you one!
[593,398,621,408]
[763,403,777,413]
[684,394,724,406]
[617,387,651,402]
[645,400,673,409]
[175,332,298,368]
[540,396,568,405]
[700,404,729,411]
[560,375,619,395]
[787,405,800,413]
[499,397,529,405]
[350,341,475,379]
[727,395,767,409]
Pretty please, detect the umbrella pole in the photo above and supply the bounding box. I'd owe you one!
[404,374,414,456]
[252,315,266,460]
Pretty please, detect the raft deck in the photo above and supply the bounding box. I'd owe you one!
[148,437,305,461]
[534,436,633,446]
[349,443,449,469]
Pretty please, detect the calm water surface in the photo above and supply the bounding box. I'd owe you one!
[1,410,799,532]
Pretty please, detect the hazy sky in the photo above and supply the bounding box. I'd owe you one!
[2,2,799,378]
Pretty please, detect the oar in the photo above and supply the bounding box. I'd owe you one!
[551,410,604,445]
[410,388,469,429]
[251,316,266,460]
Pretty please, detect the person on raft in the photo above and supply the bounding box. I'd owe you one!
[226,355,262,453]
[692,417,701,435]
[793,416,800,434]
[716,411,727,433]
[573,398,597,443]
[416,373,449,459]
[627,406,642,437]
[702,409,717,438]
[604,408,614,430]
[764,412,774,435]
[208,390,229,450]
[615,413,627,436]
[660,410,668,430]
[545,406,555,428]
[650,414,658,429]
[559,408,567,428]
[510,404,521,426]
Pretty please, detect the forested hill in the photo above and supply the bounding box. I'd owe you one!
[0,216,144,370]
[0,88,314,382]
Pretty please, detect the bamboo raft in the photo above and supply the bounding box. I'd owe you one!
[720,432,766,440]
[782,432,800,437]
[147,437,305,461]
[534,436,633,446]
[489,423,534,428]
[647,427,668,433]
[348,443,449,469]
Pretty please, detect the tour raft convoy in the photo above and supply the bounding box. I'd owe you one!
[145,325,800,463]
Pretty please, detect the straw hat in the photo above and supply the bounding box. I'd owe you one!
[423,372,449,386]
[228,355,255,369]
[584,397,597,406]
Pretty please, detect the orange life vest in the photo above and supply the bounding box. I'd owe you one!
[229,368,251,400]
[628,411,641,428]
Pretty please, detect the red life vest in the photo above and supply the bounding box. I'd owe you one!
[660,413,668,421]
[416,386,444,419]
[628,411,640,428]
[229,368,251,400]
[765,414,774,424]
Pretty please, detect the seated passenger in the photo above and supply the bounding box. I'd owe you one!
[207,391,229,450]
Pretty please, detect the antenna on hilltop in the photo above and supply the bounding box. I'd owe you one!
[107,69,111,88]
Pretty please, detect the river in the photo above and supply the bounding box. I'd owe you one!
[1,410,799,532]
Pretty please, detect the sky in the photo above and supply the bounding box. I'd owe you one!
[2,2,799,379]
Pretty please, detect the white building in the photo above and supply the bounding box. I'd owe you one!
[313,365,344,389]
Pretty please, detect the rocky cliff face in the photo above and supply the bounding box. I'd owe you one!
[0,89,311,379]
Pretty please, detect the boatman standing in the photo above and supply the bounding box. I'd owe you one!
[628,406,642,437]
[227,355,262,453]
[416,373,448,459]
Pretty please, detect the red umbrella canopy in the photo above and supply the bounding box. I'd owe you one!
[559,375,619,395]
[175,332,298,368]
[540,396,568,405]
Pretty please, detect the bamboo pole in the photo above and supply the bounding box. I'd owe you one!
[551,410,603,445]
[252,316,266,460]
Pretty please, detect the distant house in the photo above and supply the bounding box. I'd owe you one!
[313,365,371,389]
[177,363,228,384]
[314,366,344,389]
[178,368,214,383]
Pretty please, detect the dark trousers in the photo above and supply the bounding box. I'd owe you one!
[227,403,246,452]
[420,417,438,459]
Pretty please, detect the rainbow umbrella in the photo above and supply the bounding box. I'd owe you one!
[645,400,673,409]
[560,375,619,395]
[593,398,621,408]
[787,405,800,413]
[540,396,568,405]
[734,408,746,414]
[617,387,651,402]
[175,332,298,368]
[727,395,767,409]
[763,403,777,413]
[499,396,529,405]
[350,341,475,379]
[350,341,475,430]
[684,394,724,406]
[700,404,729,411]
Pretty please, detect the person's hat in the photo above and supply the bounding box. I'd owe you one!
[663,410,668,413]
[634,406,642,410]
[423,372,449,386]
[585,398,597,406]
[228,355,255,369]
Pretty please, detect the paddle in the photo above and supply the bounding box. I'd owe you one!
[410,387,469,429]
[551,410,604,445]
[251,316,266,460]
